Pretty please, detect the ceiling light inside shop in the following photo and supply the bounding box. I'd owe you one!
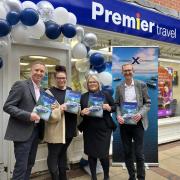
[159,58,180,64]
[45,64,56,67]
[20,63,29,66]
[29,56,47,59]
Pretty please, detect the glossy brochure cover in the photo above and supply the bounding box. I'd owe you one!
[88,93,104,118]
[122,102,138,125]
[64,90,81,114]
[33,91,56,121]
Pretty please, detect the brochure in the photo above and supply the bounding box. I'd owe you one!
[64,90,81,114]
[33,91,56,121]
[88,93,104,118]
[122,102,138,125]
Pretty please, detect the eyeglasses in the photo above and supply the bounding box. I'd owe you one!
[88,81,98,84]
[56,77,66,80]
[123,69,133,73]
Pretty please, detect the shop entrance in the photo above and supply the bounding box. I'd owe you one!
[2,39,71,179]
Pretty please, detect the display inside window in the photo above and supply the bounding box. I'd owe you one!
[158,66,177,118]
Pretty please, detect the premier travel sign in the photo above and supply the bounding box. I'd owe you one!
[29,0,180,45]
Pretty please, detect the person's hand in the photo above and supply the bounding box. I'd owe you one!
[60,104,67,111]
[30,112,40,123]
[117,115,124,124]
[51,103,59,110]
[132,113,142,122]
[103,104,111,112]
[81,108,90,116]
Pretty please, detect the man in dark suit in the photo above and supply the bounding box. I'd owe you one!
[3,61,46,180]
[115,63,151,180]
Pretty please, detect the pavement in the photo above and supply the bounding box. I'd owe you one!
[31,141,180,180]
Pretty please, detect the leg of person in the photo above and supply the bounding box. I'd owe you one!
[58,138,73,180]
[24,127,40,180]
[133,123,145,180]
[100,156,110,180]
[120,126,136,180]
[12,128,38,180]
[47,143,62,180]
[88,156,97,180]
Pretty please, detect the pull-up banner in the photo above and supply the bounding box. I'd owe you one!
[112,46,159,165]
[26,0,180,44]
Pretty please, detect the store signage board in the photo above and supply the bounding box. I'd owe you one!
[24,0,180,45]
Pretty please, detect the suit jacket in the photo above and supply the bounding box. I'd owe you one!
[3,79,44,142]
[115,80,151,130]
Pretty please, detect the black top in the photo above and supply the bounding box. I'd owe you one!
[78,91,117,158]
[49,86,77,138]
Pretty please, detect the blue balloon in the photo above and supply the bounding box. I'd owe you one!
[6,11,20,25]
[20,8,39,26]
[90,53,105,66]
[0,19,11,37]
[0,57,3,69]
[61,23,76,38]
[93,63,106,73]
[45,21,61,39]
[102,85,114,96]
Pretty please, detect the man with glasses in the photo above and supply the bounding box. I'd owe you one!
[115,63,151,180]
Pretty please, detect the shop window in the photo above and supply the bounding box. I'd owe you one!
[159,61,180,118]
[20,56,60,89]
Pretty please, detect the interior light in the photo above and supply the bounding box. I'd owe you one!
[29,56,47,59]
[20,63,29,66]
[159,58,180,64]
[45,64,56,67]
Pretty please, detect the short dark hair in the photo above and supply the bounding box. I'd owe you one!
[54,65,67,77]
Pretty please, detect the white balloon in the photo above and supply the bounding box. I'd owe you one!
[22,1,37,10]
[67,12,77,25]
[5,0,22,12]
[76,26,84,42]
[53,7,69,25]
[98,72,112,86]
[26,18,45,39]
[72,43,87,59]
[37,1,54,22]
[83,33,97,47]
[0,38,8,55]
[11,24,28,41]
[75,59,90,73]
[0,2,8,19]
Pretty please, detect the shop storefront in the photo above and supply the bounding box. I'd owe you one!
[0,0,180,178]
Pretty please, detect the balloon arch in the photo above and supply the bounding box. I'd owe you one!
[0,0,113,94]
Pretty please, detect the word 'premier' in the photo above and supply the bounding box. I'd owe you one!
[92,2,155,33]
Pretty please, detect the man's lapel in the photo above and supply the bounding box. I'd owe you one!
[27,79,36,102]
[134,80,140,104]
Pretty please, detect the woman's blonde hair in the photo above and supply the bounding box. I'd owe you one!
[86,74,102,91]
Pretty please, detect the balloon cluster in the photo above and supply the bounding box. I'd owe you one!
[0,0,77,40]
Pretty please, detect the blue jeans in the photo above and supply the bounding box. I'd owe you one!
[12,127,39,180]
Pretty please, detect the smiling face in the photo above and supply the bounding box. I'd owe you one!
[30,63,45,85]
[87,76,100,92]
[55,71,67,89]
[122,64,134,81]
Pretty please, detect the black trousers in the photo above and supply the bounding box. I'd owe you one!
[13,127,39,180]
[47,138,73,180]
[88,156,110,180]
[120,122,145,180]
